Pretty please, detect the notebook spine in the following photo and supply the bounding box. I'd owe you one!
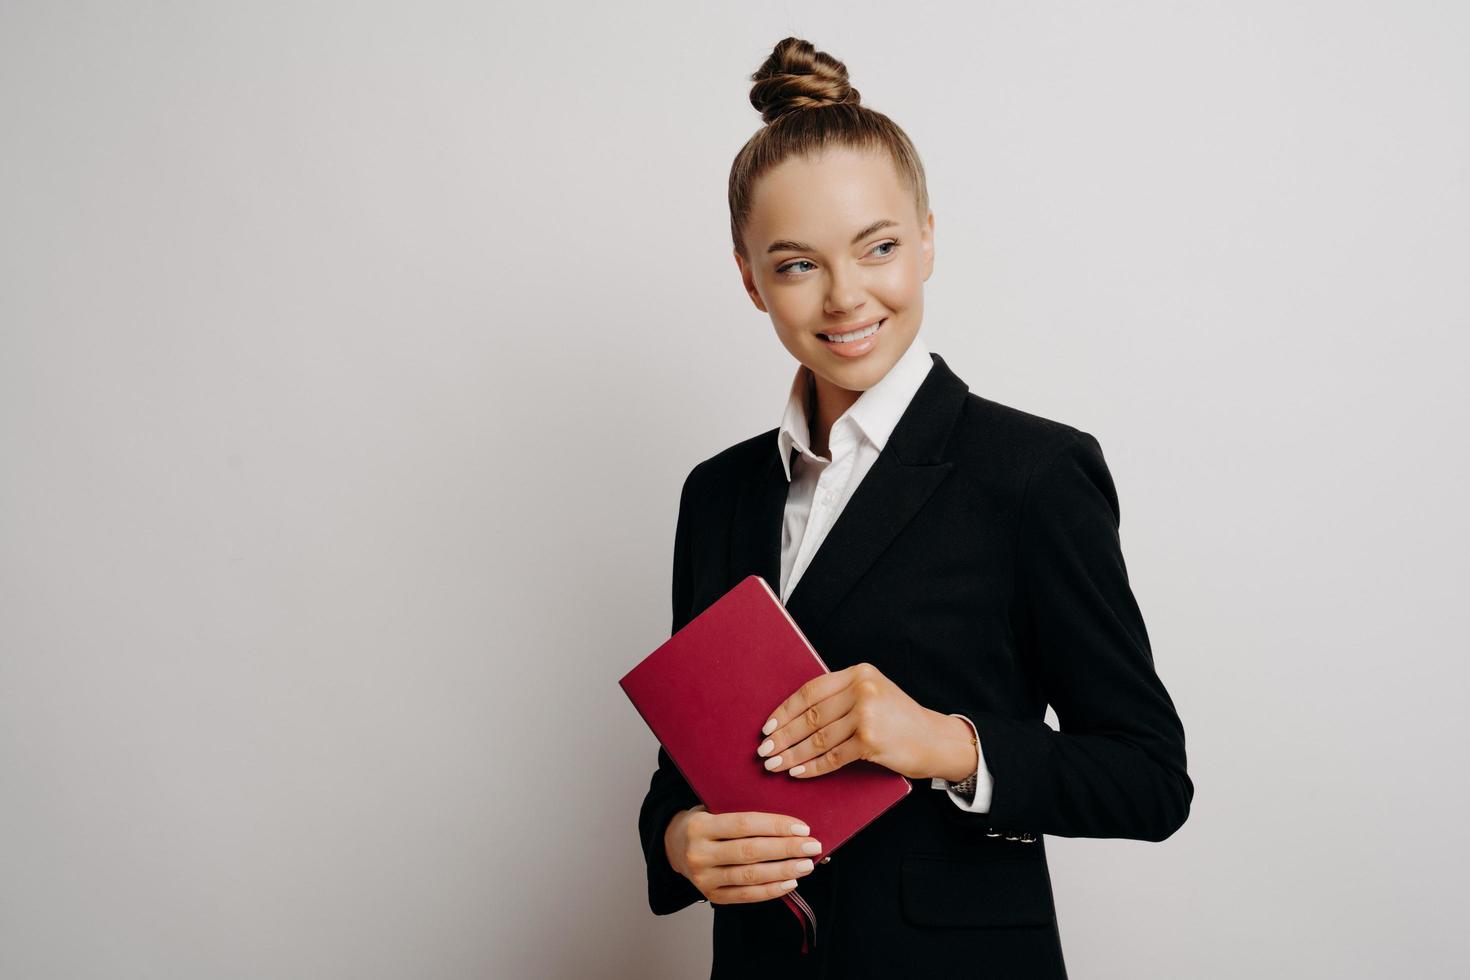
[752,575,832,673]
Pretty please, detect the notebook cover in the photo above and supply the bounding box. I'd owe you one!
[620,573,913,868]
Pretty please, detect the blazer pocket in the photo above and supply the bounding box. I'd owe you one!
[900,853,1054,929]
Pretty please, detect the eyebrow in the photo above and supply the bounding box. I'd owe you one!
[766,218,900,255]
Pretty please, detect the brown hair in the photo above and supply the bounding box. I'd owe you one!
[728,37,930,260]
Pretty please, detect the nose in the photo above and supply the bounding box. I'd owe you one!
[823,277,867,320]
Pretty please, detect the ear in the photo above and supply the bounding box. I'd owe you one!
[920,209,935,283]
[734,248,769,313]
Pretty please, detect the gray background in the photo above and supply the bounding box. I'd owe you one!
[2,2,1466,977]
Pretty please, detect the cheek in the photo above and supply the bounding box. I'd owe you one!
[877,261,924,307]
[768,284,824,321]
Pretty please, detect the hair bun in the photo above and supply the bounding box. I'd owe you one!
[748,37,861,125]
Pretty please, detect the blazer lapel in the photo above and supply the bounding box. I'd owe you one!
[728,351,971,635]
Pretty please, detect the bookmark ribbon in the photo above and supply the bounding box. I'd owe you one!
[780,889,817,954]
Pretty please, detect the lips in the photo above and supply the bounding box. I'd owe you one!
[819,317,886,341]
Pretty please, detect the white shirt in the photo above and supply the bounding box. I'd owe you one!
[775,334,994,813]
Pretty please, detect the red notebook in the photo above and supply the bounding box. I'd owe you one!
[620,574,912,950]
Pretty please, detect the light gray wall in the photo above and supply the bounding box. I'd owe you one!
[2,2,1466,977]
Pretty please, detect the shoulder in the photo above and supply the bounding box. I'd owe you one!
[951,394,1124,533]
[943,391,1124,528]
[951,391,1101,473]
[676,426,779,503]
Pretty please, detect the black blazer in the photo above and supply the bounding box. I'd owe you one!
[637,350,1192,979]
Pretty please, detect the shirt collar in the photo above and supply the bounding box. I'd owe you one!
[776,333,933,482]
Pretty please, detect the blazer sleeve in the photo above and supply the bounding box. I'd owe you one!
[636,467,708,915]
[967,431,1194,842]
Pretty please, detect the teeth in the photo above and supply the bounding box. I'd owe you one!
[824,319,883,343]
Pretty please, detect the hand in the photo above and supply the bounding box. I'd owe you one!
[756,661,956,781]
[664,804,823,905]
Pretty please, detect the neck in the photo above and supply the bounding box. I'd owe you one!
[807,370,861,459]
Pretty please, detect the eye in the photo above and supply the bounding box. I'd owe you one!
[775,240,900,277]
[777,259,816,276]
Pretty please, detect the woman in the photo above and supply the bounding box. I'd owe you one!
[637,36,1193,979]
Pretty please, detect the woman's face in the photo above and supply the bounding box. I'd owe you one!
[736,146,934,395]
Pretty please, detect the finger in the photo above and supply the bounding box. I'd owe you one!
[789,729,862,779]
[707,877,800,905]
[706,855,817,905]
[709,830,824,869]
[702,811,811,841]
[760,664,866,743]
[758,687,857,770]
[769,711,861,775]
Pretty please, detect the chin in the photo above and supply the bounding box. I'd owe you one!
[821,353,899,389]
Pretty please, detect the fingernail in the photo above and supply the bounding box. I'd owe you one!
[764,755,782,770]
[763,717,777,736]
[757,739,774,757]
[790,822,809,835]
[802,840,821,854]
[795,859,814,872]
[780,879,797,890]
[789,764,806,776]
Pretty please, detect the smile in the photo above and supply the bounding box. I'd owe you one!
[820,319,885,343]
[819,318,886,357]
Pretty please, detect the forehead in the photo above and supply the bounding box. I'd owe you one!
[747,147,910,246]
